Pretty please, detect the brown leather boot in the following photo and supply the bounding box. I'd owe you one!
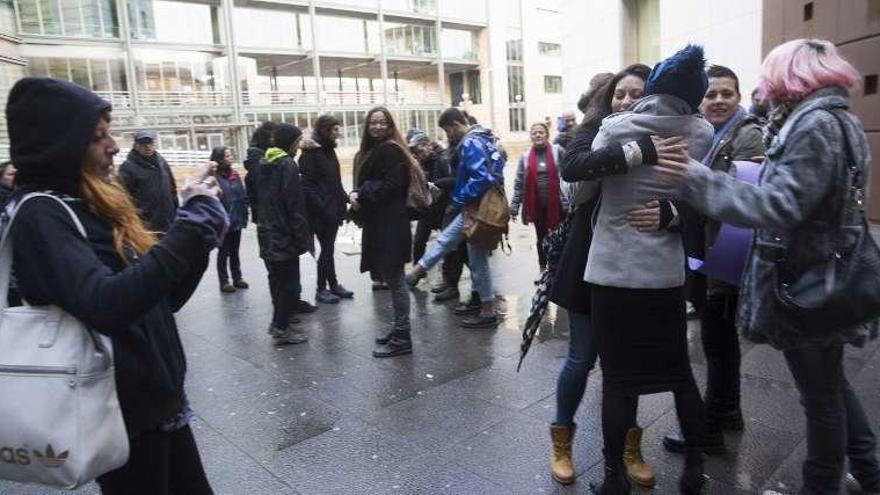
[550,423,576,485]
[623,427,655,488]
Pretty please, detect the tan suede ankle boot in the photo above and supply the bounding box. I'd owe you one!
[550,423,575,485]
[623,426,656,487]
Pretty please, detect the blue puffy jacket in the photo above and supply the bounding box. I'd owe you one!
[451,125,505,206]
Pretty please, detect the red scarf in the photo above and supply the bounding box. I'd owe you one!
[522,144,561,230]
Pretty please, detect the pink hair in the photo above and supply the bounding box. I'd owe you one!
[758,38,860,104]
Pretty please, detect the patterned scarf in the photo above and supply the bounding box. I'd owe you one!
[762,101,795,149]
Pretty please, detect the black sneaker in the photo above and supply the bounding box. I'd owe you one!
[374,332,393,346]
[430,283,448,294]
[433,286,460,303]
[460,313,498,329]
[373,336,413,358]
[662,429,725,455]
[294,299,318,313]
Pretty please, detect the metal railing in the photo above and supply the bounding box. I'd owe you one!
[95,91,233,109]
[93,90,441,110]
[242,90,442,107]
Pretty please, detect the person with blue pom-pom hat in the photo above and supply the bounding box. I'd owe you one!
[575,44,714,494]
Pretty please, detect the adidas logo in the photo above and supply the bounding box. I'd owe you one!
[32,444,69,468]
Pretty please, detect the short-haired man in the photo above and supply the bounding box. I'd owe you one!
[405,108,505,328]
[118,131,179,233]
[664,64,765,454]
[554,110,578,148]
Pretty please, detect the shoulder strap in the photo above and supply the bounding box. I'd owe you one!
[0,193,87,310]
[826,110,865,231]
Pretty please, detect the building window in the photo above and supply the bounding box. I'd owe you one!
[544,75,562,94]
[538,42,561,56]
[466,69,481,104]
[128,0,220,44]
[507,65,524,103]
[506,39,522,62]
[441,28,476,60]
[385,22,437,56]
[17,0,119,38]
[509,107,525,132]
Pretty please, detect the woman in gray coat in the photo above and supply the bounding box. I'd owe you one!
[656,38,880,495]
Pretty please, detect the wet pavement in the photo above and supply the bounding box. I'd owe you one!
[4,220,880,495]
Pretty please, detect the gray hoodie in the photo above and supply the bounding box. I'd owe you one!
[584,94,714,288]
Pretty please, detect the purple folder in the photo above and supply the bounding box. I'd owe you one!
[687,161,762,286]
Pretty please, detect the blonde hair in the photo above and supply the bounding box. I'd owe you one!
[80,170,156,262]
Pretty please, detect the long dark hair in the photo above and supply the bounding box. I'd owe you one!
[355,106,423,186]
[209,146,230,165]
[581,64,651,130]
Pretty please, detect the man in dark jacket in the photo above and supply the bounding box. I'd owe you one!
[664,64,765,454]
[405,108,506,329]
[255,123,313,345]
[408,129,451,263]
[118,131,179,233]
[300,114,353,304]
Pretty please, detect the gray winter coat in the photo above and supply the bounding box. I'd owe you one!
[585,94,714,289]
[679,86,878,350]
[509,144,570,221]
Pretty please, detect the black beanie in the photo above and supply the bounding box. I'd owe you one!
[273,123,303,152]
[7,78,112,193]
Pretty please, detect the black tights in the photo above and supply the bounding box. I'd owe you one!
[602,379,704,460]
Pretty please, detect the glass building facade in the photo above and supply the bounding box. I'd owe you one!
[1,0,485,156]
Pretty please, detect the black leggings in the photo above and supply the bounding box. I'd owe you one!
[97,425,212,495]
[315,223,339,290]
[601,381,704,460]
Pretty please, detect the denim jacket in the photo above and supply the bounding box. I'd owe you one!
[680,87,878,350]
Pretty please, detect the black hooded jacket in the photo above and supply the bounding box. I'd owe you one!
[254,150,312,261]
[243,146,263,223]
[299,134,348,229]
[5,78,214,436]
[119,149,179,233]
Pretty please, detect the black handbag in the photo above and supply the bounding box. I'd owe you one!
[773,111,880,336]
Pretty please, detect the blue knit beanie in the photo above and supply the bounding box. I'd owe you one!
[644,45,708,112]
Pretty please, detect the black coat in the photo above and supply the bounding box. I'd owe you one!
[551,124,602,314]
[118,150,179,233]
[243,147,263,224]
[416,151,451,226]
[300,139,348,230]
[11,195,211,436]
[254,153,312,261]
[355,141,411,273]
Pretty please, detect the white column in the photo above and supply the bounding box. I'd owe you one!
[116,0,141,122]
[435,0,445,107]
[309,0,322,112]
[377,0,389,104]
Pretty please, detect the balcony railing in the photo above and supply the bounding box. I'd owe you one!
[96,91,233,109]
[92,90,442,110]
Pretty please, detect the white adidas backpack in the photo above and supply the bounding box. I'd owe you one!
[0,193,129,488]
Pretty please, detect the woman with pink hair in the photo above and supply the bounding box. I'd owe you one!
[655,38,880,494]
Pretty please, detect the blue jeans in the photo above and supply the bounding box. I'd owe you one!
[417,212,493,303]
[555,311,599,425]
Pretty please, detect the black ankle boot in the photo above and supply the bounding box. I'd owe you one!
[679,449,706,494]
[590,458,631,494]
[372,334,413,358]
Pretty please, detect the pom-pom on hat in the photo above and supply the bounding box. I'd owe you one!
[644,44,708,112]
